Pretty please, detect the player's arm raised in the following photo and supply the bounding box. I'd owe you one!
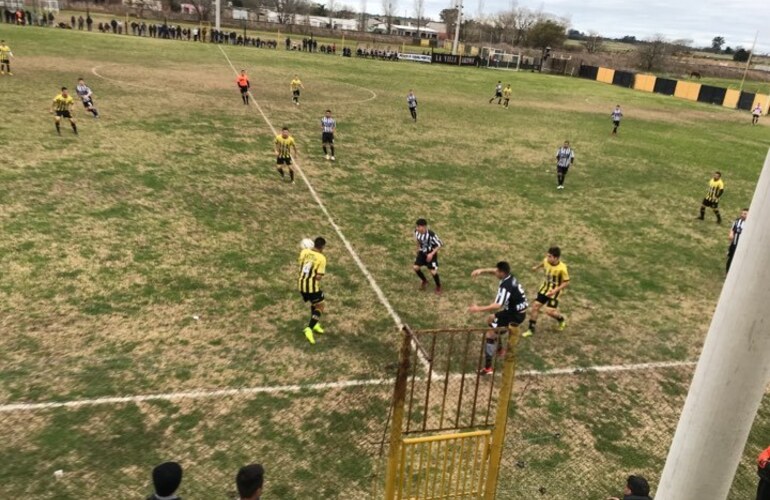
[470,268,497,278]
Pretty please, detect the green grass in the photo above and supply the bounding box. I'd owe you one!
[0,23,769,498]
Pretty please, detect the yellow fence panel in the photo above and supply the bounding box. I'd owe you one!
[675,81,701,101]
[596,67,615,84]
[633,74,656,92]
[753,94,770,113]
[396,431,492,500]
[723,89,740,109]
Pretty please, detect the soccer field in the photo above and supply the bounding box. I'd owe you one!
[0,24,769,498]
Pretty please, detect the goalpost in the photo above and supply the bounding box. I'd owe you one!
[480,47,521,71]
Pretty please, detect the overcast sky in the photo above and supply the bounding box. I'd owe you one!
[417,0,770,53]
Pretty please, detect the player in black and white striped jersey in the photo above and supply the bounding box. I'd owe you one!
[469,261,528,375]
[611,104,623,135]
[321,110,336,161]
[555,141,575,190]
[407,90,418,122]
[413,218,443,294]
[726,208,748,274]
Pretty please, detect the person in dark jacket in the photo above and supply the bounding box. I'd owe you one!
[608,474,652,500]
[146,461,183,500]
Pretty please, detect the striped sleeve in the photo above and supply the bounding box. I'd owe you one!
[429,231,442,248]
[495,287,510,306]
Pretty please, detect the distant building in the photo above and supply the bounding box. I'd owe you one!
[426,21,446,36]
[123,0,163,12]
[258,11,357,30]
[368,20,438,39]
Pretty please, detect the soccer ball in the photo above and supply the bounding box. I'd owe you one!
[300,238,314,249]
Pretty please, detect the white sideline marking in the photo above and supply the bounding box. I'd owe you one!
[0,360,695,413]
[216,46,433,374]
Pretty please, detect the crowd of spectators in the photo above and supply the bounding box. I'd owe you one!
[2,10,405,60]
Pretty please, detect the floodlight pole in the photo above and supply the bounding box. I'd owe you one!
[451,1,462,55]
[657,148,770,499]
[215,0,221,30]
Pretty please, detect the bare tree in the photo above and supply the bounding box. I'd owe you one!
[637,35,668,71]
[413,0,424,38]
[584,31,603,53]
[382,0,397,34]
[272,0,301,23]
[359,0,367,31]
[328,0,336,28]
[494,10,517,44]
[190,0,212,22]
[510,7,538,46]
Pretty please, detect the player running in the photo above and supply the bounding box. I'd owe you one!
[0,40,13,75]
[697,171,725,224]
[75,78,100,118]
[555,141,575,190]
[407,89,418,122]
[469,262,528,375]
[611,104,623,135]
[522,247,569,338]
[413,218,443,294]
[502,84,512,109]
[488,81,503,105]
[752,104,762,125]
[274,126,297,183]
[726,208,748,274]
[290,74,304,106]
[321,110,336,161]
[298,237,328,344]
[51,87,78,135]
[236,69,250,105]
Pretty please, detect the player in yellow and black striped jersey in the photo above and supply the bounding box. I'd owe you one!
[290,75,304,105]
[698,171,725,224]
[51,87,78,135]
[522,246,570,338]
[298,237,327,344]
[275,127,297,183]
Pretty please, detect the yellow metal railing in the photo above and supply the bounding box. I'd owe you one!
[395,430,492,499]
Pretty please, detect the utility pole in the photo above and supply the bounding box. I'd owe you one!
[739,31,758,93]
[451,0,462,55]
[215,0,221,30]
[657,148,770,499]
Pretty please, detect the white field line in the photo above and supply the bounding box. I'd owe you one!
[216,46,430,375]
[91,65,377,105]
[0,360,696,413]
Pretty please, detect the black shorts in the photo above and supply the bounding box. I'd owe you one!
[322,132,334,144]
[536,292,559,309]
[293,90,301,97]
[414,251,438,270]
[277,157,292,165]
[301,290,325,305]
[55,110,72,119]
[557,165,570,175]
[702,199,719,209]
[81,98,93,108]
[495,91,502,98]
[239,85,249,94]
[613,120,620,127]
[491,310,525,328]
